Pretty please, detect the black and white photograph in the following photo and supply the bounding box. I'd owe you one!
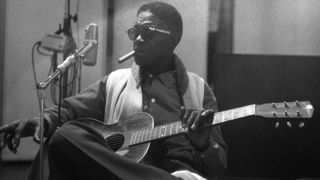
[0,0,319,180]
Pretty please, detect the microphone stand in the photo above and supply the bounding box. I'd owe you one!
[36,40,97,180]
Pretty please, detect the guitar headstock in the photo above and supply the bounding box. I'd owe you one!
[256,101,314,118]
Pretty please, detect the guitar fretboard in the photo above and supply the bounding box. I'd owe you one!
[213,104,256,125]
[128,104,256,146]
[128,121,186,146]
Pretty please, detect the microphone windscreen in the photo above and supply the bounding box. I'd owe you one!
[83,23,98,66]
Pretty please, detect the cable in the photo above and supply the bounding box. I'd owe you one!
[70,62,78,95]
[78,59,82,93]
[74,0,81,93]
[76,0,80,46]
[36,45,53,56]
[31,41,44,110]
[58,74,62,123]
[50,53,59,105]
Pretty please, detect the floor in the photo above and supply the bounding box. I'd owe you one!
[0,161,319,180]
[0,161,31,180]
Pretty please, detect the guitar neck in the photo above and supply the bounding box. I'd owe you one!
[128,121,186,146]
[128,104,256,146]
[213,104,256,125]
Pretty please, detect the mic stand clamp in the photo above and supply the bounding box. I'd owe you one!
[38,50,81,90]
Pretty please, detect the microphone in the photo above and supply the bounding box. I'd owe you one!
[38,24,98,89]
[83,23,98,66]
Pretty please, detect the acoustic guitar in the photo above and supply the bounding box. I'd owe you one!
[68,101,314,162]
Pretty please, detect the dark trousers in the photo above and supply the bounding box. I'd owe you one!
[45,121,181,180]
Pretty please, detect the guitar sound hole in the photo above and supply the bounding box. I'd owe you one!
[105,133,124,152]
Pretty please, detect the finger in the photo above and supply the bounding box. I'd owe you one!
[5,133,16,153]
[0,120,20,141]
[0,135,7,149]
[191,111,202,130]
[0,141,6,149]
[201,109,215,126]
[33,125,40,144]
[180,106,186,117]
[180,107,186,122]
[0,124,15,133]
[201,109,214,117]
[4,132,12,146]
[182,109,193,127]
[13,120,27,151]
[186,111,198,132]
[4,132,11,141]
[1,122,19,150]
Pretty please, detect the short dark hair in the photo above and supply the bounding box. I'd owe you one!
[137,1,183,46]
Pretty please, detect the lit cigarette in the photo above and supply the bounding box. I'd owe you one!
[118,51,135,63]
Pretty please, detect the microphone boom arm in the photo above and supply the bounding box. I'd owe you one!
[37,40,97,89]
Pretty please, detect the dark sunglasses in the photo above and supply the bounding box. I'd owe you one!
[127,26,171,41]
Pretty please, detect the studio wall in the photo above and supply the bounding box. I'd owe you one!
[234,0,320,55]
[2,0,108,161]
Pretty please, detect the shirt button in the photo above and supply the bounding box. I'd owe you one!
[151,98,156,103]
[213,141,219,149]
[149,74,153,78]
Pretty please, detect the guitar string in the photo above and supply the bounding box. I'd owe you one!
[110,106,258,146]
[107,106,275,147]
[107,107,263,146]
[108,106,252,146]
[107,122,184,146]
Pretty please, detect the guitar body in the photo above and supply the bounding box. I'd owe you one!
[75,112,154,162]
[117,112,154,162]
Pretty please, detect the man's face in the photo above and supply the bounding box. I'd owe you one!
[131,10,174,67]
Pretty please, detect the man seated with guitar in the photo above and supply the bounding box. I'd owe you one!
[0,2,227,180]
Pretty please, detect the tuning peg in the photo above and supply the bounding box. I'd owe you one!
[299,122,305,128]
[286,121,292,128]
[275,122,280,128]
[296,111,301,117]
[284,112,289,117]
[296,101,300,107]
[284,101,289,108]
[272,103,277,108]
[272,112,277,117]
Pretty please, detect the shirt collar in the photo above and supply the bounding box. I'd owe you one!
[131,54,189,94]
